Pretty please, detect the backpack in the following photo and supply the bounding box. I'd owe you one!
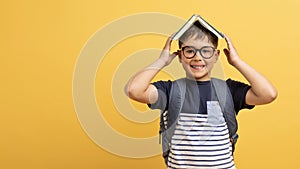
[159,78,239,165]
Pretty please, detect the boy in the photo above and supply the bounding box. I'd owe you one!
[125,21,277,168]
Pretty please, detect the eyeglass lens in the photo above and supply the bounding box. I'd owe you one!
[182,46,215,59]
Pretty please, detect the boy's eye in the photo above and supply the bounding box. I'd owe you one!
[186,49,195,53]
[202,49,211,53]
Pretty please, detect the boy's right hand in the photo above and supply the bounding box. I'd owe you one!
[158,34,180,66]
[125,34,180,104]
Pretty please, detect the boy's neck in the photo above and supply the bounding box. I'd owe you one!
[185,76,211,82]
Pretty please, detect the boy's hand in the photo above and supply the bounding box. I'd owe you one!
[125,34,180,104]
[158,34,180,66]
[223,34,241,66]
[222,34,277,105]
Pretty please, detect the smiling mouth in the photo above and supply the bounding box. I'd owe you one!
[190,65,205,70]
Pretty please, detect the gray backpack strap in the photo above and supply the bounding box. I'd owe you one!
[160,78,186,164]
[211,78,239,152]
[167,78,186,128]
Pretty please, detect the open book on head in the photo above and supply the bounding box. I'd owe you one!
[172,14,224,40]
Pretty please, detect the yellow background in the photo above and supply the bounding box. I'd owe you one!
[1,0,300,168]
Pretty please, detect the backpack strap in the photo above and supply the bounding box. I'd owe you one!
[160,78,186,164]
[211,78,239,152]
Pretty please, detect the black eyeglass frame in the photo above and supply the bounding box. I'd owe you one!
[181,46,216,59]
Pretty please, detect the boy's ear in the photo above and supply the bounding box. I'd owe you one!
[215,50,220,63]
[177,50,182,63]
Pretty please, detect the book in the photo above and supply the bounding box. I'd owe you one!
[172,14,224,40]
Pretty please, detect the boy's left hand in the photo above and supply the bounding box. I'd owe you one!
[223,34,241,66]
[222,34,277,105]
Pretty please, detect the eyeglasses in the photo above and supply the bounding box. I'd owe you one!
[181,46,216,59]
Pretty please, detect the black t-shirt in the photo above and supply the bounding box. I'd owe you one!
[149,78,254,114]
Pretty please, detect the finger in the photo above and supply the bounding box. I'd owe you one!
[163,33,176,50]
[228,41,236,52]
[221,33,230,50]
[163,39,172,50]
[223,48,230,57]
[170,32,176,39]
[222,33,229,42]
[170,51,179,59]
[223,34,234,48]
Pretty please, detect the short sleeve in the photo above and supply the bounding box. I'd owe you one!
[147,80,173,111]
[226,78,255,114]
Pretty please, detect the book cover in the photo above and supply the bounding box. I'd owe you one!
[172,14,224,40]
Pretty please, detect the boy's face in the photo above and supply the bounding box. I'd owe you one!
[179,36,220,81]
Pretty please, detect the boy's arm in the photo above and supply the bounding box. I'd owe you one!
[223,34,278,105]
[125,35,179,104]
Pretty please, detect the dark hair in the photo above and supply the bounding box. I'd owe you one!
[178,21,218,48]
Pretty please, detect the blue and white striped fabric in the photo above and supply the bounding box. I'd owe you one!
[167,112,235,169]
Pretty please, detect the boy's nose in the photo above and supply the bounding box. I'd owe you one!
[194,51,203,61]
